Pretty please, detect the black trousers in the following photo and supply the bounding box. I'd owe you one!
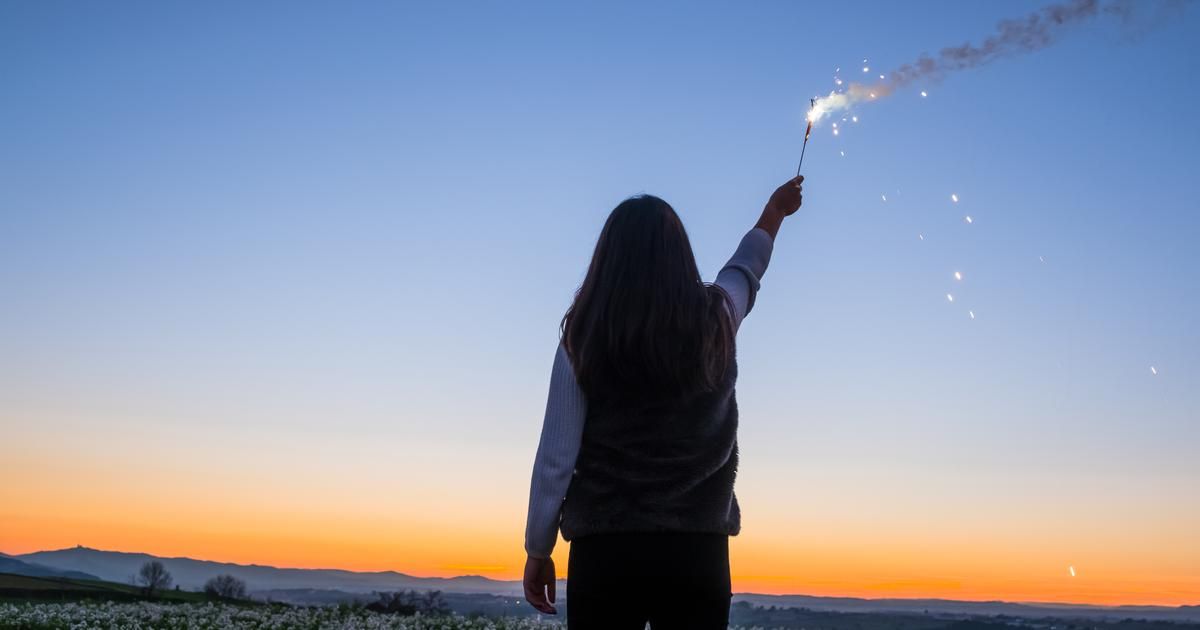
[566,532,731,629]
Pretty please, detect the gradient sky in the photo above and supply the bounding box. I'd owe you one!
[2,1,1198,607]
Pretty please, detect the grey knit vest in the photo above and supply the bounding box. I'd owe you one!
[559,355,740,540]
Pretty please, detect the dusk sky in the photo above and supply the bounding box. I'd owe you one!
[2,1,1197,606]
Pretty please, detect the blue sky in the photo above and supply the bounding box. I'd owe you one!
[2,0,1198,600]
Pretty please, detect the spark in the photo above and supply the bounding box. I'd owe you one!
[969,310,975,320]
[840,150,845,157]
[1150,366,1158,375]
[808,3,1130,124]
[920,90,928,97]
[852,116,858,123]
[946,294,955,303]
[951,193,959,203]
[833,128,839,136]
[918,233,925,240]
[881,194,887,202]
[1069,566,1076,577]
[836,79,843,85]
[954,271,963,281]
[964,215,974,224]
[1039,255,1046,263]
[869,93,876,98]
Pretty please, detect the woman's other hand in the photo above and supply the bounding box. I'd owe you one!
[523,555,558,614]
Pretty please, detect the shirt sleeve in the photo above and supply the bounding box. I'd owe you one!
[524,342,588,559]
[714,227,775,332]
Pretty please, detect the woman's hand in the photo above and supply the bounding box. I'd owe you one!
[756,175,804,239]
[766,175,804,216]
[523,555,557,614]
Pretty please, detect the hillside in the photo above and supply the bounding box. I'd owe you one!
[17,546,526,595]
[0,557,97,581]
[0,572,207,603]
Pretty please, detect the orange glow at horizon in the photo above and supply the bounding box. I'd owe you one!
[3,506,1197,607]
[4,406,1197,609]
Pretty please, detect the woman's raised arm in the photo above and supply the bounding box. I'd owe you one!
[713,175,802,331]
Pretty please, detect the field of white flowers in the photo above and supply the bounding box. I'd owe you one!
[0,601,566,630]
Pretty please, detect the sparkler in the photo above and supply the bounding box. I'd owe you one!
[796,98,816,177]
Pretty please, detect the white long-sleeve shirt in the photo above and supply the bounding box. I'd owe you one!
[523,227,775,559]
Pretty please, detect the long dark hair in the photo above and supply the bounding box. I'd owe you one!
[561,194,734,406]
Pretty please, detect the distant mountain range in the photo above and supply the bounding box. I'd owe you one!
[735,593,1200,624]
[9,546,1198,623]
[0,553,99,581]
[14,546,520,596]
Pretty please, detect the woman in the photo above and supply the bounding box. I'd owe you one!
[523,175,804,628]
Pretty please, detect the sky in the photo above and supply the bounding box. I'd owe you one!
[2,0,1198,607]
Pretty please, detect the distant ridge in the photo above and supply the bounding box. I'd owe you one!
[13,546,1199,622]
[15,546,523,596]
[735,593,1200,624]
[0,555,99,581]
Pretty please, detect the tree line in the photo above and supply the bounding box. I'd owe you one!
[134,560,246,600]
[134,560,450,617]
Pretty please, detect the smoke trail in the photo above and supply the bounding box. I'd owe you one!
[809,0,1182,123]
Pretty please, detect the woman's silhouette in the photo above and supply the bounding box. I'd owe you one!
[523,176,804,629]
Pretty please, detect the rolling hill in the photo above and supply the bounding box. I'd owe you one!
[16,546,525,596]
[0,572,207,603]
[0,555,98,581]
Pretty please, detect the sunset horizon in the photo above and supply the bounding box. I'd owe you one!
[4,533,1195,608]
